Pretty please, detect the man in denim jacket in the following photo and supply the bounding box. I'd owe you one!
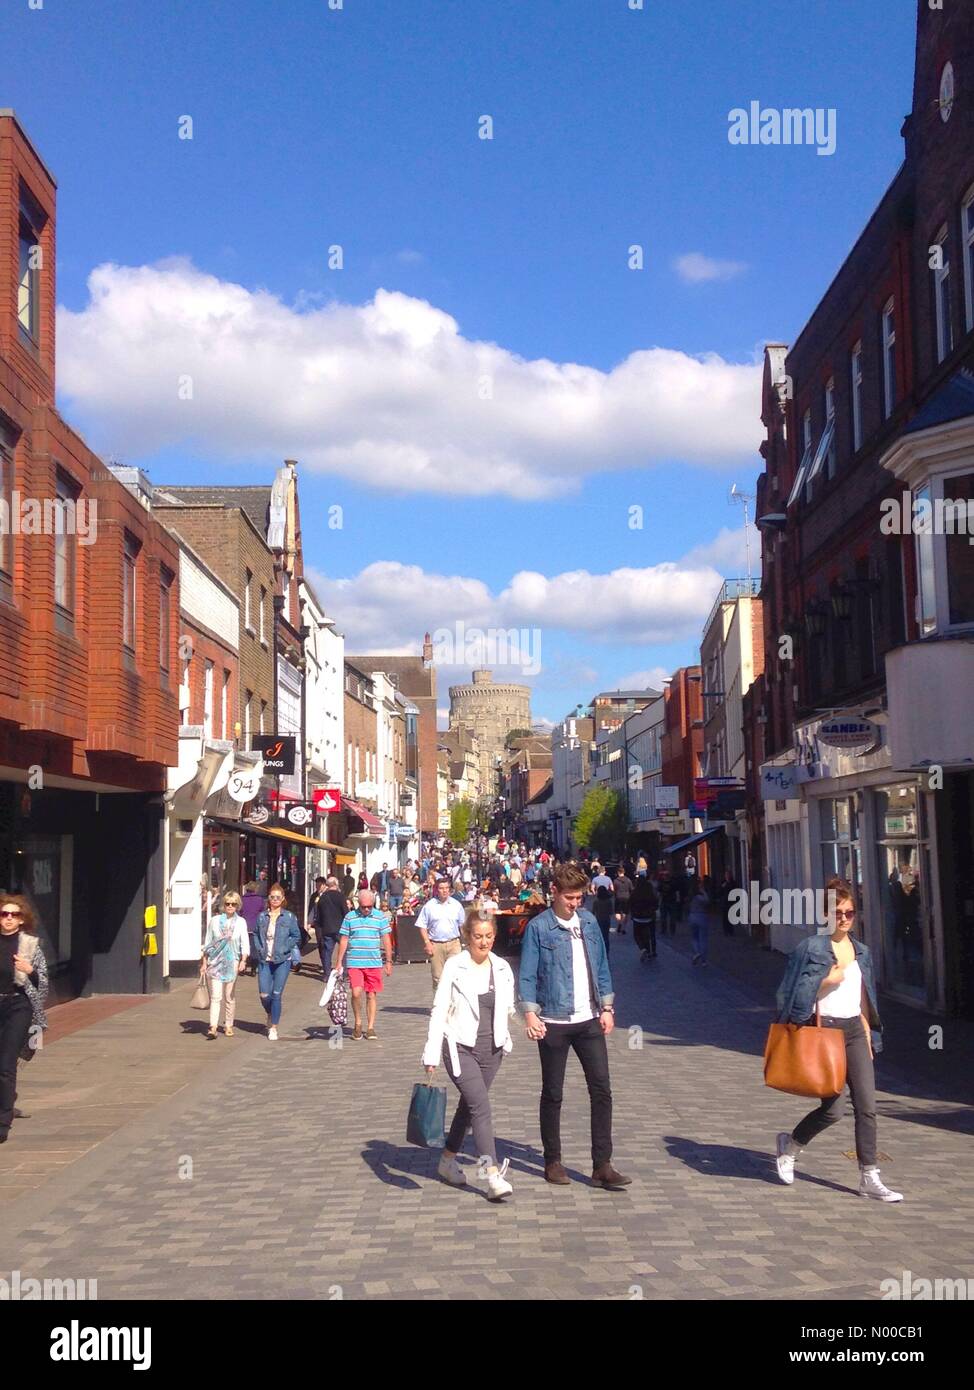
[519,861,631,1188]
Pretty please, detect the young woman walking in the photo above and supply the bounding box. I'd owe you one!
[253,884,302,1040]
[423,908,516,1201]
[773,878,902,1201]
[0,895,48,1144]
[201,891,250,1039]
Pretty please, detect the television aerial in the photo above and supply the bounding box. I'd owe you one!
[728,483,754,582]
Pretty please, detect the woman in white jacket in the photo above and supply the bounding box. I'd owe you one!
[423,908,516,1201]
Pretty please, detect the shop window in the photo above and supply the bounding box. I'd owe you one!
[818,795,860,891]
[874,784,927,1001]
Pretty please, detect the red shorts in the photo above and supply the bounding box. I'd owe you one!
[348,967,384,993]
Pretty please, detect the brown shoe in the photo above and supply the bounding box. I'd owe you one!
[591,1162,632,1188]
[544,1161,571,1185]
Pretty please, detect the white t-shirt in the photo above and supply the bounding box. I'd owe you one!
[540,913,596,1026]
[820,959,863,1020]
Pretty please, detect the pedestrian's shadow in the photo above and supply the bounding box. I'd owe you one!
[664,1135,853,1193]
[381,1006,433,1017]
[361,1139,427,1190]
[179,1019,210,1035]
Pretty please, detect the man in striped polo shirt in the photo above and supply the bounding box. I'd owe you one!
[335,889,393,1041]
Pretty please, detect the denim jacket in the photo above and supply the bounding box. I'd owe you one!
[775,933,883,1054]
[253,909,302,965]
[518,907,614,1020]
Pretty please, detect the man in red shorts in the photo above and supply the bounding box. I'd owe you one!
[335,888,393,1041]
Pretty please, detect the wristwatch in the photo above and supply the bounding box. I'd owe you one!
[601,1006,615,1015]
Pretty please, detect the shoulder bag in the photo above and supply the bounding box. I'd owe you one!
[763,1005,847,1098]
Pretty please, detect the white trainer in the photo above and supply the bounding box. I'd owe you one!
[775,1132,799,1185]
[486,1158,513,1202]
[437,1152,467,1187]
[268,1025,278,1041]
[859,1166,903,1202]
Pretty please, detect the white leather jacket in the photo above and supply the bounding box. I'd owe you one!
[423,949,516,1075]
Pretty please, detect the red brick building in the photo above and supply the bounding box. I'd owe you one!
[0,112,179,998]
[749,1,974,1014]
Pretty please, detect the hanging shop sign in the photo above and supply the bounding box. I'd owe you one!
[817,716,879,751]
[654,785,680,811]
[312,786,342,814]
[244,803,270,826]
[282,802,315,829]
[252,735,297,775]
[759,764,800,801]
[227,766,263,803]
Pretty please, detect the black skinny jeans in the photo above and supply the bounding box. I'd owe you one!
[538,1017,613,1167]
[792,1017,877,1166]
[632,917,656,955]
[0,992,33,1137]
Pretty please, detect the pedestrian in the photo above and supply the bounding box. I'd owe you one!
[335,888,393,1042]
[657,869,679,935]
[592,882,613,950]
[773,878,902,1202]
[256,867,270,898]
[239,881,264,975]
[370,862,391,897]
[415,876,465,991]
[613,865,633,935]
[357,871,369,893]
[312,875,347,977]
[340,866,355,901]
[0,894,48,1145]
[688,877,711,965]
[630,874,658,961]
[423,908,516,1200]
[518,862,630,1189]
[388,866,405,913]
[201,891,250,1039]
[717,869,737,936]
[591,863,613,896]
[254,884,302,1041]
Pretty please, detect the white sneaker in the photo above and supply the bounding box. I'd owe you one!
[268,1025,278,1041]
[859,1166,903,1202]
[775,1132,799,1185]
[437,1152,467,1187]
[486,1158,513,1202]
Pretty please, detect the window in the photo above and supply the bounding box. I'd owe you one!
[818,796,861,893]
[244,568,252,630]
[944,473,974,626]
[122,533,139,659]
[851,342,864,452]
[881,299,896,419]
[259,585,266,642]
[259,699,267,735]
[221,669,230,738]
[52,472,80,633]
[805,389,837,491]
[17,192,43,346]
[964,189,974,334]
[933,226,953,364]
[159,565,174,685]
[787,409,814,506]
[244,689,252,743]
[0,419,15,599]
[915,483,938,636]
[203,660,214,738]
[912,470,974,634]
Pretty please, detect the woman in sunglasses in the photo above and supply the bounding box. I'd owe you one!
[200,891,250,1040]
[773,877,902,1201]
[0,895,48,1144]
[253,884,302,1040]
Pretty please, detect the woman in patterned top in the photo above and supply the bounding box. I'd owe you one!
[201,891,250,1040]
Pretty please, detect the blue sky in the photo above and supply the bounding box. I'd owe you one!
[3,0,917,720]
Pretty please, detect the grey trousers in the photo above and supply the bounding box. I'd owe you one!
[443,1039,504,1166]
[792,1017,878,1166]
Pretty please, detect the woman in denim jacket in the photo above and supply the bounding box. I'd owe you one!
[253,884,302,1041]
[773,878,903,1201]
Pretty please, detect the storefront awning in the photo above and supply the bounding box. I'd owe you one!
[341,795,385,834]
[664,826,725,854]
[206,816,342,852]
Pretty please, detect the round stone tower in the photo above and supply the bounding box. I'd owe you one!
[448,669,532,795]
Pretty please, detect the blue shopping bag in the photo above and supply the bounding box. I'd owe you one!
[406,1082,447,1148]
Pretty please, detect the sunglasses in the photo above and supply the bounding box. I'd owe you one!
[1,909,23,918]
[834,909,856,920]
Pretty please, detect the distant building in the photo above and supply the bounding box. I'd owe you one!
[448,669,531,796]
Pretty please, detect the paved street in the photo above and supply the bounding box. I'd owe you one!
[1,935,972,1302]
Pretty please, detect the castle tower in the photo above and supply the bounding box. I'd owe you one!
[448,669,531,795]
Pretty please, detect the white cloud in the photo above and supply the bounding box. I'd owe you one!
[674,252,748,284]
[682,522,760,575]
[613,666,672,692]
[57,259,762,499]
[394,249,425,266]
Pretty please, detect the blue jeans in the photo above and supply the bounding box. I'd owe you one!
[691,917,709,961]
[388,896,402,911]
[316,933,340,976]
[257,958,292,1025]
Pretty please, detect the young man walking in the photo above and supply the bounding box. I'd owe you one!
[519,862,631,1189]
[415,876,465,991]
[335,889,393,1041]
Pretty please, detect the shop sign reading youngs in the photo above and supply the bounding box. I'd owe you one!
[817,716,880,751]
[252,735,297,776]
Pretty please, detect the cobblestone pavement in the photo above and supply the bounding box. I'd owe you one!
[1,936,972,1301]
